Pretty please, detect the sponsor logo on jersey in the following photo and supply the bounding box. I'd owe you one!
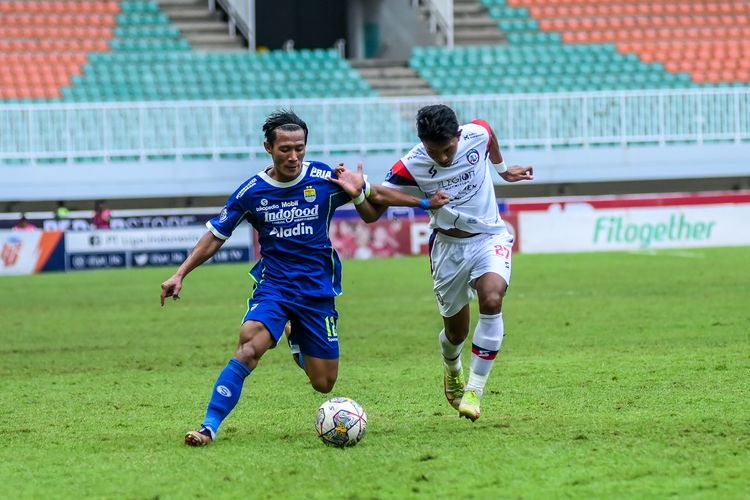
[219,208,228,222]
[463,132,482,140]
[438,170,476,190]
[269,222,314,238]
[466,148,480,165]
[310,166,332,179]
[304,185,317,202]
[236,178,257,199]
[255,202,280,212]
[260,198,268,206]
[454,182,479,200]
[265,205,319,224]
[428,166,437,178]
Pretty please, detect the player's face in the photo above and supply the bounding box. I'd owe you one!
[266,129,306,181]
[423,136,460,167]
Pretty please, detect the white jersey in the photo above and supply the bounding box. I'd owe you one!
[383,120,508,235]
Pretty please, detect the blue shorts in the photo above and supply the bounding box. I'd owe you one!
[243,284,339,360]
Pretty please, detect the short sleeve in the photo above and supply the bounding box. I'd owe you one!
[382,159,424,198]
[312,161,350,210]
[206,181,253,239]
[330,185,351,210]
[470,119,492,152]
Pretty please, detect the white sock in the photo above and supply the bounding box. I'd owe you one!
[467,372,489,396]
[467,313,504,396]
[439,329,464,375]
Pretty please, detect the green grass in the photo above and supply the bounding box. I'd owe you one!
[0,247,748,499]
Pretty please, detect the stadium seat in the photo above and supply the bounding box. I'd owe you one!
[0,1,374,104]
[482,0,750,88]
[412,0,750,96]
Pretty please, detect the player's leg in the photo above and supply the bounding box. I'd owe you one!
[301,356,338,393]
[458,272,507,421]
[185,295,287,446]
[287,298,340,393]
[440,305,471,409]
[185,321,275,446]
[431,233,475,409]
[458,233,513,421]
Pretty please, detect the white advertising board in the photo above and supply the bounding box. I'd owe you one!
[519,204,750,253]
[65,226,250,253]
[63,226,252,271]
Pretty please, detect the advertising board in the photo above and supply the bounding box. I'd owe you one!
[519,204,750,253]
[0,231,65,275]
[64,227,252,271]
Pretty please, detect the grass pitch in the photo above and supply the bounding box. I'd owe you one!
[0,247,748,499]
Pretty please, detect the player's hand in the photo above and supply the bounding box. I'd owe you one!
[160,274,183,306]
[427,190,450,209]
[329,163,366,198]
[500,165,534,182]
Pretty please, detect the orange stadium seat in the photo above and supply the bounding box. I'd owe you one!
[2,1,375,103]
[506,0,750,85]
[0,0,119,99]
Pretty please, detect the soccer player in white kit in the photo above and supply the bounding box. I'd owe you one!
[346,104,533,421]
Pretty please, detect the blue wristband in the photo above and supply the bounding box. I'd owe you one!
[419,198,430,210]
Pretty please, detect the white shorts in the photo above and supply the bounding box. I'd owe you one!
[429,232,513,318]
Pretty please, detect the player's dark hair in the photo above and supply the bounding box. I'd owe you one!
[263,110,308,145]
[416,104,459,143]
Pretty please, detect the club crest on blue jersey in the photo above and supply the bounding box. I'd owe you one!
[466,148,480,165]
[304,185,317,202]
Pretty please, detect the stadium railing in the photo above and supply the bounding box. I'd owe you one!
[1,87,749,164]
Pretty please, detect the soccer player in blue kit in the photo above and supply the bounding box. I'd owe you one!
[160,110,449,446]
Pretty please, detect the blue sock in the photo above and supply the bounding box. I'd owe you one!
[201,358,252,437]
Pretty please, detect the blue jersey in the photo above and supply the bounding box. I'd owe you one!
[206,161,351,298]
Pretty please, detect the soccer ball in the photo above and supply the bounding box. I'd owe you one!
[316,397,367,447]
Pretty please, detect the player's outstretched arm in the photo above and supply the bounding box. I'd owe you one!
[160,232,225,306]
[368,185,449,211]
[329,162,366,197]
[330,163,449,222]
[485,122,534,183]
[329,163,387,222]
[499,165,534,182]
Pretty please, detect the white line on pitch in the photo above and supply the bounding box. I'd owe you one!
[628,250,706,259]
